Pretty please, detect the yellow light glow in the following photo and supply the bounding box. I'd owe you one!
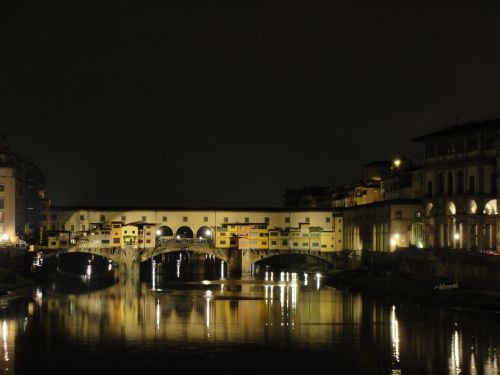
[394,159,401,168]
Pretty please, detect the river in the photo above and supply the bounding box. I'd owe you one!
[0,262,499,374]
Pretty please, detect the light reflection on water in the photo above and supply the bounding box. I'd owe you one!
[0,275,500,374]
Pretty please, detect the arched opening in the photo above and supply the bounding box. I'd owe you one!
[484,199,497,215]
[176,226,194,239]
[156,226,174,244]
[468,200,477,214]
[425,203,434,216]
[447,201,456,216]
[196,226,213,241]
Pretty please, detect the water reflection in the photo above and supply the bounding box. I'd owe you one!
[0,274,499,374]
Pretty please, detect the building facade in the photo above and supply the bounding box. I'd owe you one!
[0,146,46,244]
[412,121,500,252]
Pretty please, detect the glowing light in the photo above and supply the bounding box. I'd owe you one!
[0,234,9,242]
[2,320,8,363]
[391,306,400,364]
[394,233,400,240]
[454,233,460,241]
[205,229,211,236]
[394,159,401,168]
[280,272,285,282]
[156,299,160,331]
[156,230,162,236]
[220,261,225,279]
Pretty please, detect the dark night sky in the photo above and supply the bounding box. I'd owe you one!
[1,1,500,207]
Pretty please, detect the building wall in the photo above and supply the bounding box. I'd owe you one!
[0,167,16,241]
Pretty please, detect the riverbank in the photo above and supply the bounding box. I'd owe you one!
[326,268,500,312]
[0,267,36,295]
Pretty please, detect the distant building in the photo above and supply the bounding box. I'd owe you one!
[343,199,424,252]
[284,186,333,208]
[412,120,500,252]
[0,145,46,244]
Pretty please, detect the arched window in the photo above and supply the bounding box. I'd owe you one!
[484,199,497,215]
[468,200,477,214]
[447,202,456,216]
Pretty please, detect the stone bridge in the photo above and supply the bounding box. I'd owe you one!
[37,241,337,276]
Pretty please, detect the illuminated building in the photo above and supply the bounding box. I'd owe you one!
[412,120,500,251]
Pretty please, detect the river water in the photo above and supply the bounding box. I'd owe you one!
[1,264,499,374]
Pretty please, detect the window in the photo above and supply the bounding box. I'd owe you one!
[244,217,249,223]
[81,225,86,231]
[305,217,310,223]
[456,171,464,194]
[325,217,331,223]
[437,173,444,196]
[223,217,228,223]
[469,176,475,194]
[425,143,435,157]
[162,216,167,222]
[395,210,402,219]
[282,240,288,245]
[146,239,151,244]
[312,242,320,247]
[302,242,308,246]
[102,240,110,244]
[427,181,433,196]
[112,224,120,228]
[204,216,208,222]
[183,216,188,222]
[0,184,4,192]
[80,215,85,221]
[220,240,226,245]
[70,225,74,231]
[293,242,298,246]
[285,217,290,223]
[113,238,120,244]
[415,211,422,218]
[446,171,453,195]
[467,136,478,152]
[100,215,105,222]
[121,216,126,222]
[264,217,269,223]
[271,241,277,245]
[142,216,147,221]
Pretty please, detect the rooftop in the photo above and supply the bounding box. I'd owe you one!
[412,119,500,142]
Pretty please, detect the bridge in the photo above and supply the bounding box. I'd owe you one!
[36,239,337,276]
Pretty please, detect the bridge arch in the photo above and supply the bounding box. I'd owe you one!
[196,226,213,240]
[176,226,194,239]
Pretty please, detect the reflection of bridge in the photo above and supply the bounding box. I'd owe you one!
[38,240,337,276]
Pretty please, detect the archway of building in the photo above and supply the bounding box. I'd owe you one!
[176,226,194,239]
[196,226,213,240]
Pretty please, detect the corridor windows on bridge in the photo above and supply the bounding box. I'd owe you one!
[142,216,147,222]
[305,217,310,223]
[204,216,208,222]
[121,216,126,222]
[183,216,188,223]
[285,217,290,224]
[484,200,497,215]
[80,215,85,221]
[176,226,193,239]
[244,217,249,223]
[162,216,167,222]
[100,215,105,222]
[325,217,331,223]
[395,210,402,219]
[264,217,269,223]
[223,217,228,223]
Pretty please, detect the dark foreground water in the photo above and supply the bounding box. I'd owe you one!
[1,269,499,374]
